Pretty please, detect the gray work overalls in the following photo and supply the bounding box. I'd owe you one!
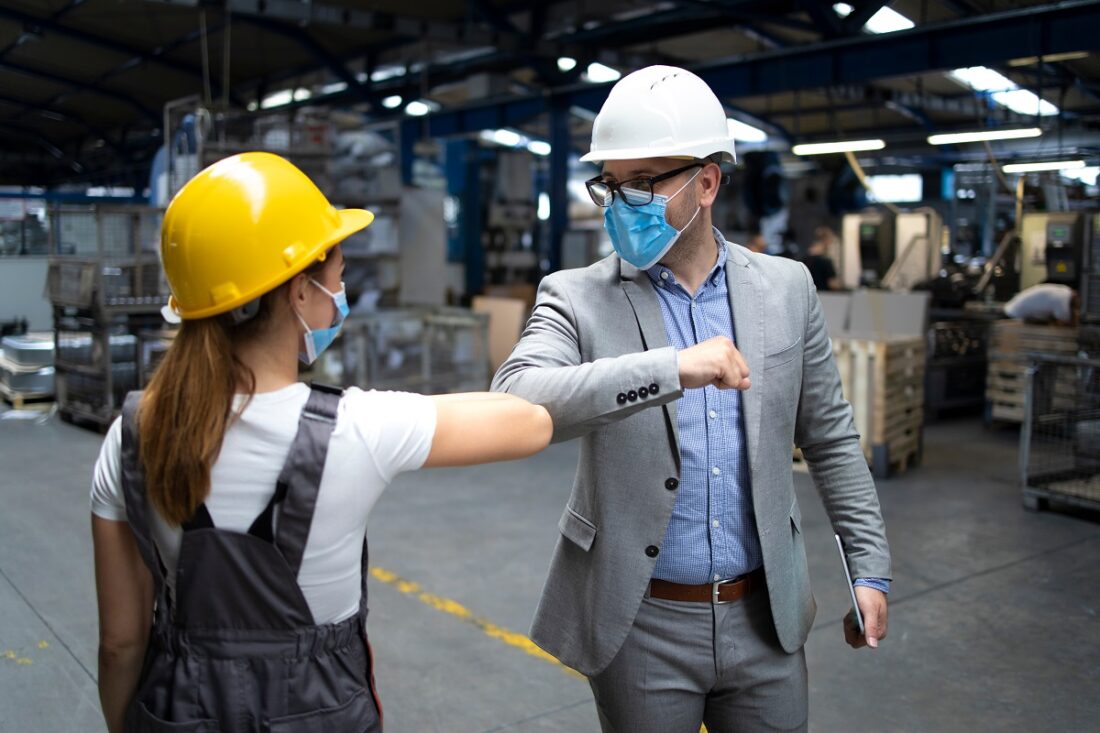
[118,385,383,732]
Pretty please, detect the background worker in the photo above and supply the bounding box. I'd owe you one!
[493,66,891,733]
[91,153,552,733]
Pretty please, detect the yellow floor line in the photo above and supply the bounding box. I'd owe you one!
[369,566,585,680]
[369,565,709,732]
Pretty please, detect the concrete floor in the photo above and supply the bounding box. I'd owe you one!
[1,407,1098,732]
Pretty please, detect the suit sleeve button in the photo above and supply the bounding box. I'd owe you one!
[639,386,649,398]
[616,393,627,405]
[627,390,638,402]
[645,545,660,558]
[664,478,679,491]
[649,383,660,395]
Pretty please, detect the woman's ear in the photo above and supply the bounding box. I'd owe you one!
[288,272,310,308]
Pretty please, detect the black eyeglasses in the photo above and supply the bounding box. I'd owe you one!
[585,162,704,208]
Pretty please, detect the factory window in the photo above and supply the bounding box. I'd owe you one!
[866,174,923,203]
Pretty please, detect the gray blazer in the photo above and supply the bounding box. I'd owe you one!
[491,242,891,677]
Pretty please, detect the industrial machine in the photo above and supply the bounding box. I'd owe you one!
[1018,212,1087,292]
[840,209,945,290]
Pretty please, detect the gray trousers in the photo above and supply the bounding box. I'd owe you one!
[589,585,808,733]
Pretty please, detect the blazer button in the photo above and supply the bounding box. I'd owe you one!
[649,383,659,395]
[616,393,627,405]
[665,477,679,491]
[645,545,660,558]
[627,390,638,402]
[638,386,650,399]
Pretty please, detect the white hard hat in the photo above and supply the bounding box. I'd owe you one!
[581,65,736,164]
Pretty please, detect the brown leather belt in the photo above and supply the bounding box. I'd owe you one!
[649,567,764,605]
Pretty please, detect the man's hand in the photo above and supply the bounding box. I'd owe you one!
[844,586,888,649]
[677,336,751,390]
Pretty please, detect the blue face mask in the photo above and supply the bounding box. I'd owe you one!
[295,279,349,365]
[604,169,702,270]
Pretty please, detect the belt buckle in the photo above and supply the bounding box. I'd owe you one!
[712,579,735,605]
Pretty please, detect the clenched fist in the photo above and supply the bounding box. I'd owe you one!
[677,336,751,391]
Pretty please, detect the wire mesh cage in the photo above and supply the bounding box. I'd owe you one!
[1021,355,1100,513]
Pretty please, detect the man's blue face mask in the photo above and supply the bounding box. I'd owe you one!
[603,168,702,270]
[295,278,349,365]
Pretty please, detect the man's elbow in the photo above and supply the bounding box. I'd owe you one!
[99,632,147,665]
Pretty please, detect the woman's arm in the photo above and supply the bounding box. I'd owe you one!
[92,515,154,733]
[424,392,552,467]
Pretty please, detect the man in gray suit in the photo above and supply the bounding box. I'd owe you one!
[492,65,891,732]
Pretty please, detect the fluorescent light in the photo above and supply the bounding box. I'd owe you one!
[370,66,406,82]
[950,67,1059,117]
[1008,51,1089,67]
[527,140,552,156]
[382,95,403,109]
[792,139,885,156]
[1003,160,1086,174]
[492,129,523,147]
[292,87,311,102]
[260,88,294,109]
[728,118,768,143]
[538,192,551,221]
[557,57,577,72]
[866,174,922,203]
[928,127,1042,145]
[321,82,348,95]
[585,62,621,83]
[833,3,913,33]
[405,100,431,116]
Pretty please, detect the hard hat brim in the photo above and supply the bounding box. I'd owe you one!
[580,144,736,164]
[175,207,375,321]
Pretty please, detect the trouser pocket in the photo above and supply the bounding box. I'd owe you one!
[263,689,380,733]
[128,703,220,732]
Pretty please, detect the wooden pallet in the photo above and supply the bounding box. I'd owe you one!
[0,381,54,410]
[832,336,925,474]
[985,322,1080,424]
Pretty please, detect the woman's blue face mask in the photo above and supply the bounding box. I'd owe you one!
[295,278,349,365]
[603,168,702,270]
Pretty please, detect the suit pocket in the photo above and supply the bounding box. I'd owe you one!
[765,336,803,370]
[558,505,597,552]
[130,703,220,732]
[264,689,378,732]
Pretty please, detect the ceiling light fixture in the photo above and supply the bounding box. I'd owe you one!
[792,139,886,156]
[1003,160,1086,173]
[927,128,1042,145]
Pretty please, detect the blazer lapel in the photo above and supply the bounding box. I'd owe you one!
[726,251,764,468]
[619,258,681,459]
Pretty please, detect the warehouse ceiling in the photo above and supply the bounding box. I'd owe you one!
[0,0,1098,187]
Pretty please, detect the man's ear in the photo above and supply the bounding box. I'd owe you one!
[699,163,722,207]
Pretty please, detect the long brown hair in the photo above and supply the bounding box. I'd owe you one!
[137,274,304,525]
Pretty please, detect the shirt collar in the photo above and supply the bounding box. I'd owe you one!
[646,227,729,290]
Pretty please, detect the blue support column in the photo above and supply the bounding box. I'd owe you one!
[548,98,570,274]
[463,144,486,297]
[399,119,418,186]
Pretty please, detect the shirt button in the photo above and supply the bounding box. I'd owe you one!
[665,477,679,491]
[714,574,721,581]
[708,410,717,419]
[712,520,720,528]
[645,545,660,558]
[712,467,721,476]
[660,271,669,280]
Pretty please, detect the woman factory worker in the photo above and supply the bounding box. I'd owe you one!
[90,152,552,733]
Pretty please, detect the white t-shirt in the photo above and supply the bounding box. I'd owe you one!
[91,384,436,624]
[1004,284,1075,323]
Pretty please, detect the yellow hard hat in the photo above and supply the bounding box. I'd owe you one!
[161,152,374,321]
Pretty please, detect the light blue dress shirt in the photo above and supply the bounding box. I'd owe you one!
[648,230,889,595]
